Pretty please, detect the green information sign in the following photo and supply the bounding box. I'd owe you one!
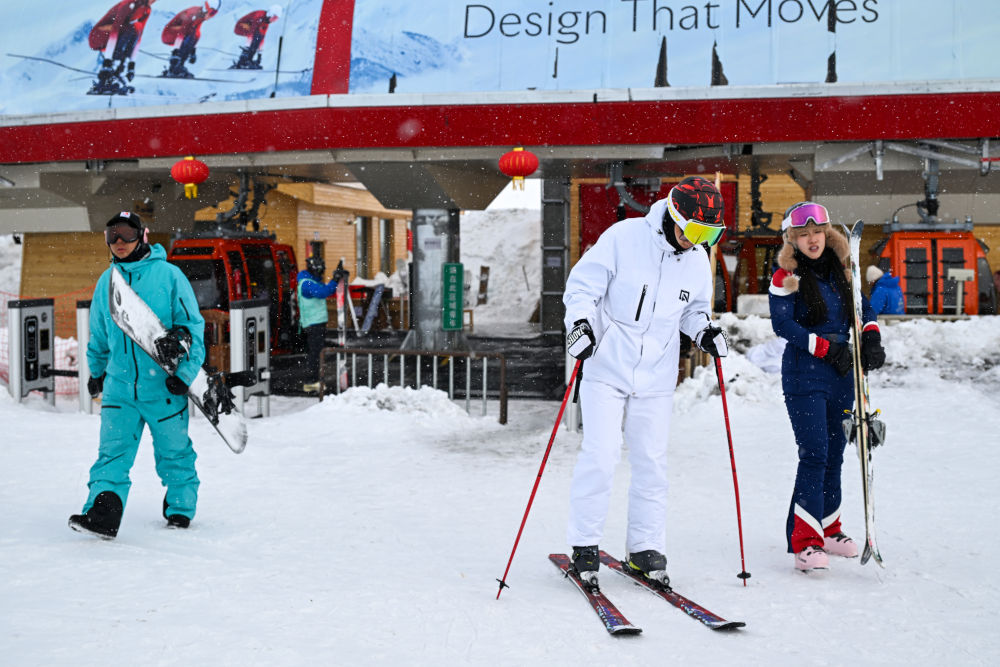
[441,262,464,331]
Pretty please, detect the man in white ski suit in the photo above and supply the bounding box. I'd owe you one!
[562,177,729,580]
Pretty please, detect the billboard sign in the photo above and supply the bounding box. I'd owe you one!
[348,0,1000,93]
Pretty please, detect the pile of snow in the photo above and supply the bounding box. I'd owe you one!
[311,384,472,421]
[0,234,21,294]
[461,208,541,334]
[721,312,1000,392]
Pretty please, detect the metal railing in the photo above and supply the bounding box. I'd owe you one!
[317,347,508,424]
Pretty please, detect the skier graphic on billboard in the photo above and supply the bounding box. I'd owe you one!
[231,5,280,70]
[88,0,157,95]
[160,1,221,78]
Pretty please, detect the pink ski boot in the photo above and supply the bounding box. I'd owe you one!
[824,532,859,558]
[794,545,829,572]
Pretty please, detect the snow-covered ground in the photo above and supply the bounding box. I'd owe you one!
[2,315,999,665]
[3,201,1000,663]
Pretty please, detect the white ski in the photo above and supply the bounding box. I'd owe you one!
[842,220,885,566]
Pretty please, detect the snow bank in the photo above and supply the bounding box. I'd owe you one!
[460,208,541,333]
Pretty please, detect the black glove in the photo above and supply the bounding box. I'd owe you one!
[87,373,105,398]
[165,375,189,396]
[861,329,886,372]
[695,324,730,358]
[154,326,192,370]
[824,340,853,377]
[332,267,349,284]
[566,319,596,360]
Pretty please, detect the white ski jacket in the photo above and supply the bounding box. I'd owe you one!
[563,198,714,397]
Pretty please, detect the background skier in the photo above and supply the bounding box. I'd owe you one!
[161,2,219,78]
[88,0,156,89]
[866,265,905,315]
[296,255,348,393]
[768,202,886,572]
[232,5,281,69]
[562,176,730,589]
[69,212,206,539]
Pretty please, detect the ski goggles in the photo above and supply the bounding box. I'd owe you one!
[665,193,726,247]
[105,223,141,245]
[781,203,830,231]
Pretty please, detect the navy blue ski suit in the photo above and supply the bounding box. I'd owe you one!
[769,239,878,553]
[84,244,206,520]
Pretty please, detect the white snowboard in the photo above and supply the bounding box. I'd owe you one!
[108,267,248,453]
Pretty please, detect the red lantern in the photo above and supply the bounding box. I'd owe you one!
[171,156,210,199]
[498,147,538,190]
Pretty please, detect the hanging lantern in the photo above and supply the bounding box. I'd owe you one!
[170,156,210,199]
[498,147,538,190]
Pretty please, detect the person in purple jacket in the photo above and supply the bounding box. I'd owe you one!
[769,202,885,572]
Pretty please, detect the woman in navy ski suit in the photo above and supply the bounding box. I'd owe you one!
[69,212,205,539]
[768,202,885,572]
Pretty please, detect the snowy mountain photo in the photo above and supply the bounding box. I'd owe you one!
[1,1,320,116]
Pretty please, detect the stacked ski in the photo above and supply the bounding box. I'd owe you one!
[548,554,641,636]
[599,552,745,631]
[842,220,885,567]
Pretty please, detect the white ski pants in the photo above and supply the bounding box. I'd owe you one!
[566,379,673,555]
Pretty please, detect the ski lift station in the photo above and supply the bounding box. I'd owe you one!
[2,0,1000,366]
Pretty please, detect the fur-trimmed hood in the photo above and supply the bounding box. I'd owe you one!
[775,225,850,293]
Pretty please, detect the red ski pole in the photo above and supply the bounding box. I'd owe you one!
[714,357,751,586]
[496,358,582,599]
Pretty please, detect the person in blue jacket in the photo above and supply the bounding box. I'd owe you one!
[768,202,886,572]
[297,255,348,392]
[866,265,905,315]
[69,211,206,539]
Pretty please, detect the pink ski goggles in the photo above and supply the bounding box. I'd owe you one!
[781,202,830,231]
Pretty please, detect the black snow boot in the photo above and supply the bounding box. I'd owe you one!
[627,549,670,587]
[163,496,191,529]
[571,545,600,588]
[68,491,123,539]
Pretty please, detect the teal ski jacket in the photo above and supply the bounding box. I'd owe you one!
[88,244,206,398]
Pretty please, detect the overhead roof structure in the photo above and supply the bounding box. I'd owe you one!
[1,0,998,232]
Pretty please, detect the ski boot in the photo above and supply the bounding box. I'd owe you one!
[163,496,191,529]
[570,545,600,590]
[626,550,670,587]
[794,545,830,572]
[68,491,123,539]
[823,532,859,558]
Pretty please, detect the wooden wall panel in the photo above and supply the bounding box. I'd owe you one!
[19,231,171,337]
[297,202,355,275]
[735,172,805,232]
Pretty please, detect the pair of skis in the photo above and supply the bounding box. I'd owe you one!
[843,220,886,567]
[549,551,745,636]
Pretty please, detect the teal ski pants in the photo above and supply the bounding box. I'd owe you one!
[84,389,200,520]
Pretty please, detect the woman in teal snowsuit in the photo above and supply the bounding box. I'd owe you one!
[69,212,205,539]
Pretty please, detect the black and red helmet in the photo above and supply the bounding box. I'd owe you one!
[664,176,725,246]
